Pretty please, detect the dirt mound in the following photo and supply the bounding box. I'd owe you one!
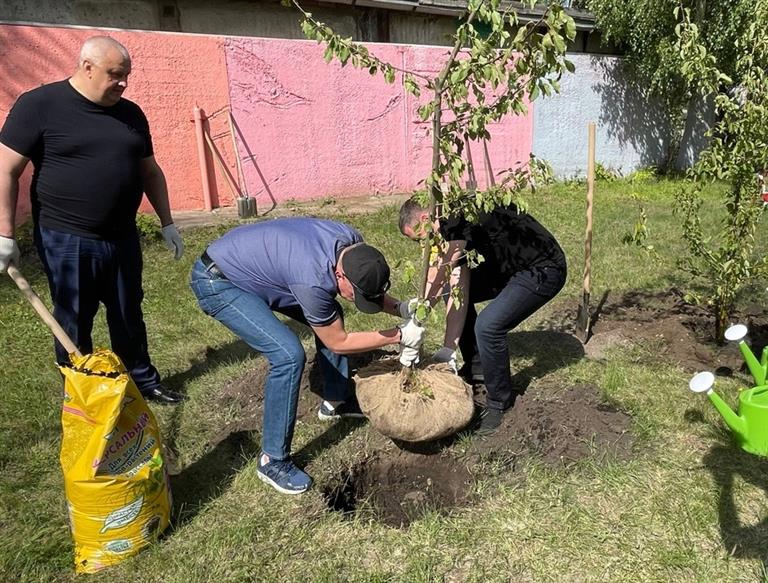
[190,350,635,528]
[470,383,633,464]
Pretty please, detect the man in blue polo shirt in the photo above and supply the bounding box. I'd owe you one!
[190,217,424,495]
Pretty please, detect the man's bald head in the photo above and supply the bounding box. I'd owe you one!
[70,36,132,106]
[78,36,131,68]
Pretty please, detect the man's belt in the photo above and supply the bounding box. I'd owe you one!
[201,250,227,279]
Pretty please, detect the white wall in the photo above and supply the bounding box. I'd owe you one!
[532,54,672,177]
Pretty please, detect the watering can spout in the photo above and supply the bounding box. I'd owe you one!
[725,324,766,386]
[707,390,747,439]
[689,371,747,439]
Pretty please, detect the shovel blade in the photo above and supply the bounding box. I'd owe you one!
[237,196,256,218]
[575,292,591,343]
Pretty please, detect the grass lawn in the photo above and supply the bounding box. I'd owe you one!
[2,177,768,582]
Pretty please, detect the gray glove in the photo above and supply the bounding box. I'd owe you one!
[0,236,20,273]
[161,223,184,260]
[432,347,458,373]
[397,297,419,320]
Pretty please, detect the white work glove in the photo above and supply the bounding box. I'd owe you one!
[399,318,425,349]
[161,224,184,260]
[399,345,421,367]
[432,347,458,374]
[397,297,419,320]
[0,236,20,273]
[398,318,425,367]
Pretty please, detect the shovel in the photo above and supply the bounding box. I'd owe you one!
[226,110,256,219]
[575,122,596,343]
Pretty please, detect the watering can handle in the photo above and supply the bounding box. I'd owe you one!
[7,263,82,358]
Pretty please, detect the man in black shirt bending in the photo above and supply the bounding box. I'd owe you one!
[0,36,185,404]
[399,198,567,434]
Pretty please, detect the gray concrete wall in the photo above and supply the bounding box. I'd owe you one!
[0,0,159,29]
[0,0,598,49]
[0,0,357,39]
[532,54,672,177]
[389,12,456,45]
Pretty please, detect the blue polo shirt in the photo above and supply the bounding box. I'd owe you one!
[206,218,363,326]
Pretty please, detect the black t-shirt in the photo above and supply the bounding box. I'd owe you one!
[439,204,566,286]
[0,80,153,239]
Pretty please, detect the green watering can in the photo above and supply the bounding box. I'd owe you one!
[689,324,768,457]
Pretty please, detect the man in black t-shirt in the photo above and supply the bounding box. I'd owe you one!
[399,198,567,434]
[0,36,185,404]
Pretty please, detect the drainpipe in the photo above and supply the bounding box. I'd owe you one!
[193,105,213,211]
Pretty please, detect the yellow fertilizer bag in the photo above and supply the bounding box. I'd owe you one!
[60,349,171,574]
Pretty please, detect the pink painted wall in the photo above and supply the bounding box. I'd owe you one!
[0,24,233,222]
[225,38,533,207]
[0,24,533,221]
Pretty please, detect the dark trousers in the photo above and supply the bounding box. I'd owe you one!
[35,226,161,393]
[460,263,566,410]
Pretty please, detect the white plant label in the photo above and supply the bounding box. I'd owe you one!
[99,496,144,533]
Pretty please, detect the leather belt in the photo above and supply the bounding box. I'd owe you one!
[201,250,227,279]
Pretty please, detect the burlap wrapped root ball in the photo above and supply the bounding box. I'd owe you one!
[354,358,475,442]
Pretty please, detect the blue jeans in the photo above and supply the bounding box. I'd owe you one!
[189,259,350,460]
[460,263,567,410]
[35,226,162,392]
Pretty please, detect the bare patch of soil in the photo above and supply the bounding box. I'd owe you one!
[544,289,768,374]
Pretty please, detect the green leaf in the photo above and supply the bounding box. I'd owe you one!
[565,17,576,41]
[417,102,435,121]
[338,45,350,65]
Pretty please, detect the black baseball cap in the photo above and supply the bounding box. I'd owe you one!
[342,244,391,314]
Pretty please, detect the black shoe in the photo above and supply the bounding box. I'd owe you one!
[142,385,186,405]
[475,406,505,436]
[458,363,484,384]
[318,397,366,421]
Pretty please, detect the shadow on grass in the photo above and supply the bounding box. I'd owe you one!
[170,430,259,529]
[293,418,366,467]
[162,339,255,392]
[507,330,585,393]
[704,444,768,570]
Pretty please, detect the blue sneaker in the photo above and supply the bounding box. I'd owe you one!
[257,453,313,495]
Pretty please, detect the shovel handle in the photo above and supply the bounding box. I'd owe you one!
[6,263,82,358]
[583,122,596,295]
